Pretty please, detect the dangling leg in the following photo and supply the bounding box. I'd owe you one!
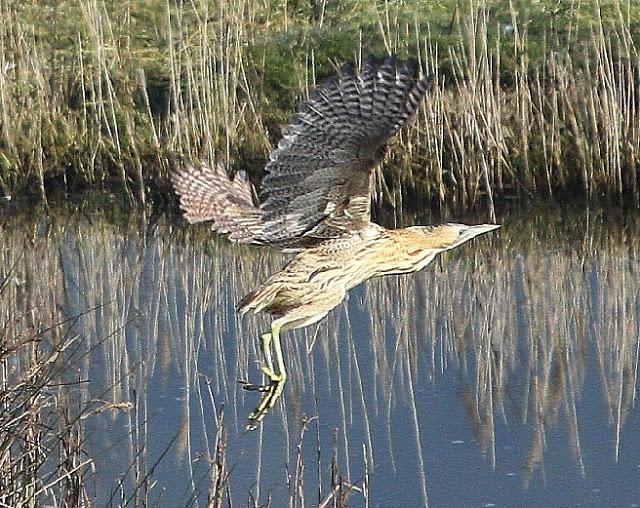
[241,320,287,429]
[239,330,275,392]
[260,331,275,378]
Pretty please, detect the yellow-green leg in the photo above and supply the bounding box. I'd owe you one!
[260,331,275,378]
[241,321,287,429]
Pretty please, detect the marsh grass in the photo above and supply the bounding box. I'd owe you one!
[0,293,92,505]
[0,1,639,207]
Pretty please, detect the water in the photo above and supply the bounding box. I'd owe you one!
[2,199,640,507]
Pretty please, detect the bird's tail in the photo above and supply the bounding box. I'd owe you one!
[237,282,295,318]
[237,284,277,315]
[171,158,264,243]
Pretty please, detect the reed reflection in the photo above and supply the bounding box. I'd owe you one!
[1,204,638,506]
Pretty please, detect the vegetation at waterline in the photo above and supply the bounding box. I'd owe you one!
[1,0,639,209]
[0,271,91,505]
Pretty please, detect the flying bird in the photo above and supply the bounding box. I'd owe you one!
[172,56,499,428]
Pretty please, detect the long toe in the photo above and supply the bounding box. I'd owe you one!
[239,380,272,392]
[245,380,285,430]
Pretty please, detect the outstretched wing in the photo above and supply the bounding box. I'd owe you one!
[259,56,430,244]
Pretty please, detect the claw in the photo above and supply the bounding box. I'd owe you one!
[245,378,286,430]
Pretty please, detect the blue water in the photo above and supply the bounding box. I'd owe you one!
[2,201,640,507]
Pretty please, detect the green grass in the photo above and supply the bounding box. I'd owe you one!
[1,0,639,209]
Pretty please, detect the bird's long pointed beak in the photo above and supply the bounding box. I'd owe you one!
[455,224,500,246]
[469,224,500,235]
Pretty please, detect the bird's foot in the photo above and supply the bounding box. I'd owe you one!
[240,373,287,430]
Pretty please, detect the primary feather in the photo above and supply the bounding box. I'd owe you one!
[259,56,430,245]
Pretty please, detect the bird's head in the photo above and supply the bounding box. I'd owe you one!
[407,223,500,251]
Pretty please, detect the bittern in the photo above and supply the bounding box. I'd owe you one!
[171,56,499,428]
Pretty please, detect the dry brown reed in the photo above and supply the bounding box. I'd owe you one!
[0,1,638,207]
[0,289,93,506]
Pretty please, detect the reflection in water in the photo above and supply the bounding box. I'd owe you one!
[1,203,639,506]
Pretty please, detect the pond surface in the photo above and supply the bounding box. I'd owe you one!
[2,199,640,507]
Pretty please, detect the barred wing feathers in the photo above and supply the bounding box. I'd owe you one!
[259,56,430,244]
[171,159,263,243]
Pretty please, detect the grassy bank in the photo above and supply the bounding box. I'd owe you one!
[1,0,639,210]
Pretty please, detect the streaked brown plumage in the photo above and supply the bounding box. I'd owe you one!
[171,56,500,428]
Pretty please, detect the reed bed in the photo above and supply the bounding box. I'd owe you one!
[0,249,92,505]
[1,200,639,505]
[0,1,638,208]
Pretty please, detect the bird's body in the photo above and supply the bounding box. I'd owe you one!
[238,223,497,332]
[238,227,384,331]
[171,56,500,427]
